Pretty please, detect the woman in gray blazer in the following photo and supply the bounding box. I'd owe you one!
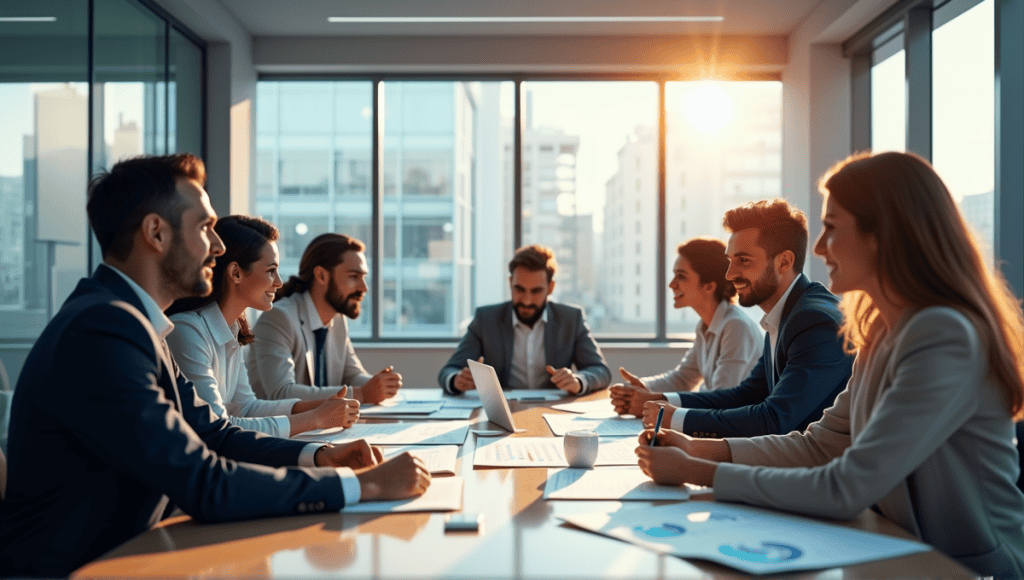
[635,151,1024,578]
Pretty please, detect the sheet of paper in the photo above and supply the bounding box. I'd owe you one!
[380,445,459,475]
[543,413,644,437]
[295,421,470,446]
[551,399,616,414]
[559,501,931,575]
[544,467,698,500]
[438,398,482,409]
[473,437,639,468]
[359,400,445,416]
[342,476,463,513]
[375,407,475,420]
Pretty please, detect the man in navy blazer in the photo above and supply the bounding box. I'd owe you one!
[0,154,429,577]
[612,199,852,438]
[439,245,610,396]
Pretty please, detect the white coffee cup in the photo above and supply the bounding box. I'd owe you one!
[563,430,600,468]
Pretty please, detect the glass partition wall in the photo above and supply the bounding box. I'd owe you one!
[0,0,205,343]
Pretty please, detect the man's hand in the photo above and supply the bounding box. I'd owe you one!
[610,385,666,416]
[314,440,383,470]
[356,452,432,501]
[641,400,675,429]
[360,367,402,404]
[313,394,361,429]
[619,367,647,390]
[546,365,582,395]
[454,356,484,393]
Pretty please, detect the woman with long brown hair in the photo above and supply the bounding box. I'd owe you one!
[166,215,360,437]
[635,151,1024,577]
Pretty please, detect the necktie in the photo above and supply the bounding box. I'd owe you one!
[313,327,329,387]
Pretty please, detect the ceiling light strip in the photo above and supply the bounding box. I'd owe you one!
[328,16,723,24]
[0,16,57,22]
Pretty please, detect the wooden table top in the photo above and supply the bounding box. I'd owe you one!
[73,389,974,579]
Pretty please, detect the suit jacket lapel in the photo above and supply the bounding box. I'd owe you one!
[499,302,514,386]
[544,304,558,372]
[773,273,811,375]
[93,265,179,402]
[296,295,317,385]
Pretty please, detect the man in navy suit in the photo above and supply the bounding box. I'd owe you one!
[438,245,611,396]
[611,199,853,438]
[0,154,430,577]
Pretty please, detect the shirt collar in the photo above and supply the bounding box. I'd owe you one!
[101,263,175,340]
[198,301,237,347]
[511,303,548,329]
[760,275,801,334]
[302,289,332,332]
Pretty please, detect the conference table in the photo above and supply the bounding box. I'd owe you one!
[73,389,973,579]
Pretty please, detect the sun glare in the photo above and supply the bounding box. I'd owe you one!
[682,82,735,133]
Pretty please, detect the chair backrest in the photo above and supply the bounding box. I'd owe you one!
[0,444,6,500]
[1017,422,1024,495]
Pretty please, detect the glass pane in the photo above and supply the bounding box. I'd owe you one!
[665,81,783,337]
[169,28,203,157]
[871,39,906,153]
[381,81,514,337]
[521,81,658,337]
[94,0,168,169]
[0,0,89,340]
[933,0,995,263]
[254,81,375,338]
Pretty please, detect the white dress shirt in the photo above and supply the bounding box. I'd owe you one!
[652,300,762,403]
[103,264,358,504]
[167,302,299,438]
[509,307,549,390]
[668,277,800,432]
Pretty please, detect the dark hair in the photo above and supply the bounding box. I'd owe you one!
[722,199,809,272]
[677,238,737,303]
[87,153,205,260]
[508,244,558,282]
[277,233,365,299]
[820,151,1024,418]
[166,216,279,345]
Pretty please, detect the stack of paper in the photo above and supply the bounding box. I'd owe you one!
[296,420,471,446]
[343,476,463,513]
[380,445,460,475]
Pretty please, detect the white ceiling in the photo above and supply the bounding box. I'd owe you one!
[216,0,825,37]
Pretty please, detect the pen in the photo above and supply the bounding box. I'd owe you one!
[650,407,665,447]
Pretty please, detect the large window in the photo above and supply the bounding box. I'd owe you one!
[0,0,204,344]
[256,81,514,338]
[256,78,782,340]
[870,32,906,154]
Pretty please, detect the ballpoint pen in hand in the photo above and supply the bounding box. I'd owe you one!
[650,406,665,447]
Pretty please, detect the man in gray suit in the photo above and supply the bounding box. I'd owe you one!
[439,245,610,396]
[249,234,400,405]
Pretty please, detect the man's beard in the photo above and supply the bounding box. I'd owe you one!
[160,235,214,299]
[735,266,779,308]
[513,300,547,327]
[326,277,362,319]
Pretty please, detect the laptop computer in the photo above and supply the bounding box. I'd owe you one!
[466,359,525,433]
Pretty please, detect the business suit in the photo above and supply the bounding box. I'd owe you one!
[670,274,853,437]
[248,291,372,401]
[0,266,347,577]
[438,301,611,395]
[714,307,1024,578]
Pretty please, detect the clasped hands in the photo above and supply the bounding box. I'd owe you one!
[453,356,582,395]
[313,440,431,501]
[609,367,675,424]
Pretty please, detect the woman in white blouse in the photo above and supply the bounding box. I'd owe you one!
[166,215,359,438]
[611,238,762,416]
[636,151,1024,577]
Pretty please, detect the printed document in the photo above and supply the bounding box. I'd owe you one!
[474,437,638,468]
[544,467,699,500]
[559,502,931,574]
[380,445,460,475]
[543,413,643,437]
[551,399,616,414]
[343,476,463,513]
[295,421,470,446]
